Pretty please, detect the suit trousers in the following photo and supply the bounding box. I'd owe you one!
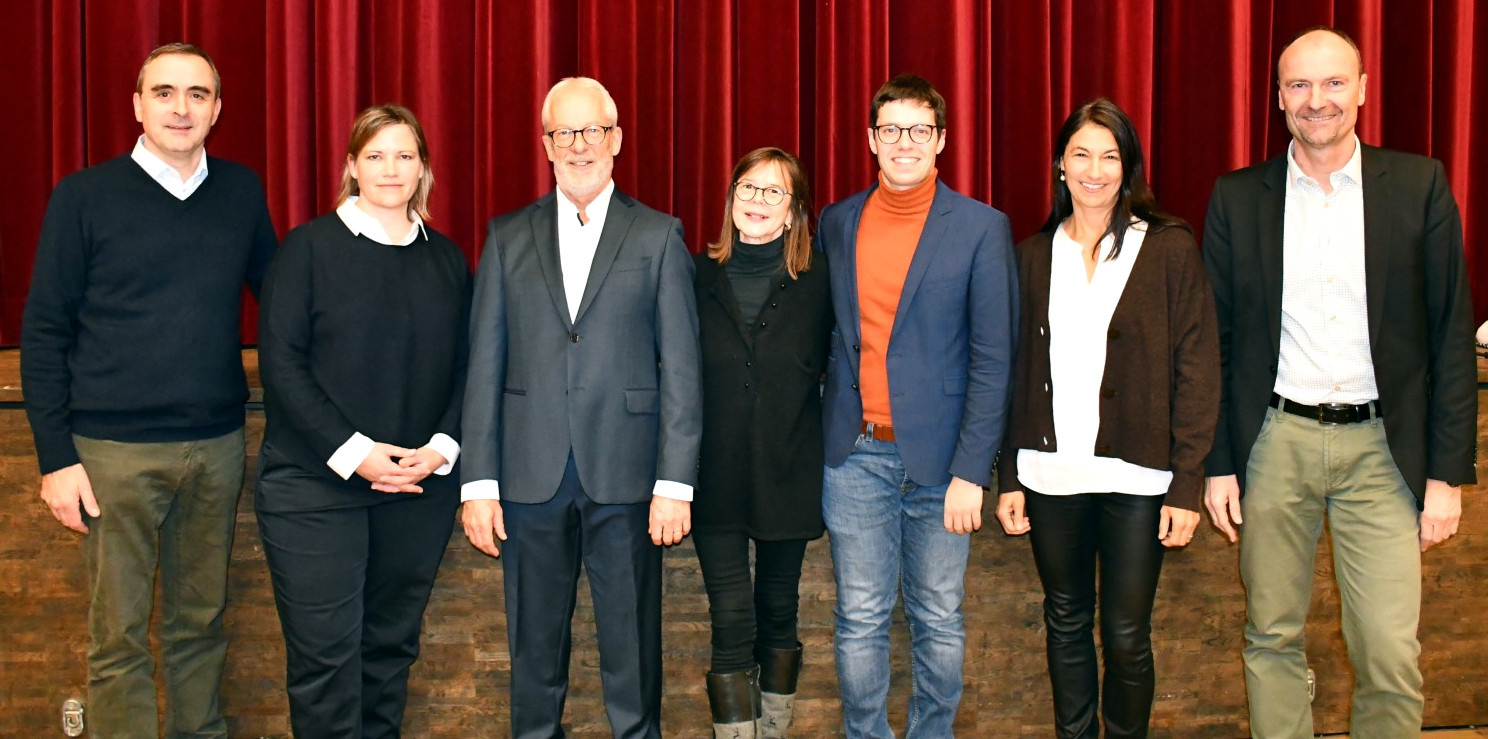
[1240,406,1422,739]
[1025,490,1166,739]
[692,530,809,673]
[74,430,244,739]
[256,490,457,738]
[501,453,662,739]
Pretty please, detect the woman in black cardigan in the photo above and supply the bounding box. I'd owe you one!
[256,104,470,737]
[694,147,833,738]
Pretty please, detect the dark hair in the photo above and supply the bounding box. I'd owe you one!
[1278,25,1364,80]
[337,104,436,221]
[1041,98,1188,259]
[136,42,221,98]
[870,74,947,130]
[708,147,814,279]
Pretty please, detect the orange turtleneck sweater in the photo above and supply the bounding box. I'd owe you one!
[856,169,937,426]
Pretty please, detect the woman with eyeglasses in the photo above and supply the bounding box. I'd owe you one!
[256,104,470,736]
[692,147,833,738]
[995,98,1219,738]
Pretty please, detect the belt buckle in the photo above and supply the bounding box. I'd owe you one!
[1316,403,1354,425]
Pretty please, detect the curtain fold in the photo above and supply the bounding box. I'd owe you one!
[1,0,1481,345]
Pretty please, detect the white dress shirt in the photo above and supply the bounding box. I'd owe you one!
[460,182,693,502]
[131,135,208,200]
[1017,220,1174,496]
[1275,136,1377,405]
[324,197,460,480]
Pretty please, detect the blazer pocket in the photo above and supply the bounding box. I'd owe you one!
[625,388,659,413]
[943,376,968,396]
[612,257,652,273]
[504,388,527,396]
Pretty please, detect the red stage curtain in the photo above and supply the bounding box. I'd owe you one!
[1,0,1483,345]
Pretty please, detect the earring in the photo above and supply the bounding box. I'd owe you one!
[784,221,792,230]
[1059,171,1065,181]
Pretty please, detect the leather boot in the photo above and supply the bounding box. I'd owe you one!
[706,665,761,738]
[757,645,803,738]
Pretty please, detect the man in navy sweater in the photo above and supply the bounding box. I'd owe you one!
[22,43,276,737]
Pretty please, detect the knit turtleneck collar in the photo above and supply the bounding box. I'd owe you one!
[732,232,786,270]
[871,169,938,215]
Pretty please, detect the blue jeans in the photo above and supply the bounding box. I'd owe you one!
[823,436,970,738]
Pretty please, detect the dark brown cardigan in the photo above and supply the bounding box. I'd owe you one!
[998,225,1220,511]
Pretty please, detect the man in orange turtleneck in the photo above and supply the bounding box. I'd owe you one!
[818,74,1018,737]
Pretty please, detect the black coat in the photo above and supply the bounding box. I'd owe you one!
[693,248,834,539]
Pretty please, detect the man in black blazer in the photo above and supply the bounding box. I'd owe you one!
[460,77,702,738]
[1202,27,1476,738]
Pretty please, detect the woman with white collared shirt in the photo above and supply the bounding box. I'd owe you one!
[256,104,470,738]
[995,98,1219,739]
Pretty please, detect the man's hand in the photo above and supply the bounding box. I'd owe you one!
[356,442,421,493]
[1420,478,1462,551]
[1204,475,1243,543]
[1159,506,1201,548]
[461,499,507,557]
[41,463,98,534]
[996,491,1030,536]
[649,495,691,546]
[944,476,984,535]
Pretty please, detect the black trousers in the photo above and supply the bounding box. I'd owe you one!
[1025,490,1166,739]
[257,490,457,739]
[692,530,809,673]
[501,453,662,739]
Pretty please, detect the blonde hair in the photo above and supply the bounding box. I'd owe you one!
[335,104,435,221]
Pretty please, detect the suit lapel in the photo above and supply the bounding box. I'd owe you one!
[1360,146,1391,349]
[529,193,572,331]
[889,182,952,340]
[837,193,868,378]
[575,189,635,323]
[1259,158,1286,360]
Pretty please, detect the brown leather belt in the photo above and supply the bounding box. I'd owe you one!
[860,421,895,442]
[1269,393,1380,425]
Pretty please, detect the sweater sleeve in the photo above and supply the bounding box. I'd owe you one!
[21,178,87,474]
[257,226,361,463]
[1164,230,1221,510]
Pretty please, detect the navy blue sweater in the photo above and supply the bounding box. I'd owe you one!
[22,154,278,473]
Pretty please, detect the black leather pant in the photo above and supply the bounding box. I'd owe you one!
[1025,490,1167,739]
[693,530,808,673]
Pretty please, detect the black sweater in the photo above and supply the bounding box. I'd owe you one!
[256,213,471,512]
[21,154,278,473]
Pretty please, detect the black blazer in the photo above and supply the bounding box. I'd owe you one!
[1201,145,1477,504]
[693,248,833,539]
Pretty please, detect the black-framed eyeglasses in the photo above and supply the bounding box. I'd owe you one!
[872,124,938,145]
[734,181,791,206]
[546,125,614,148]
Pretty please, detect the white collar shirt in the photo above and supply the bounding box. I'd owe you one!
[131,135,209,200]
[1276,136,1377,404]
[554,180,615,322]
[335,196,428,246]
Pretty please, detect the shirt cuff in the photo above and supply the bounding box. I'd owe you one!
[327,432,375,480]
[652,479,694,502]
[425,433,460,476]
[461,479,501,502]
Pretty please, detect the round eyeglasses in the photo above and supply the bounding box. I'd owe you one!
[546,125,614,148]
[872,124,939,145]
[733,181,792,206]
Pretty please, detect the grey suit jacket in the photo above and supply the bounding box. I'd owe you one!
[462,188,702,505]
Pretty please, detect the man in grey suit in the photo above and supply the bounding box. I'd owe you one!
[460,76,702,738]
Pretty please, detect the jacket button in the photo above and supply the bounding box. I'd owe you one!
[853,344,860,352]
[1044,383,1050,392]
[745,361,752,368]
[570,333,579,343]
[771,302,779,309]
[1100,387,1116,398]
[744,382,751,389]
[851,383,859,390]
[1108,329,1121,339]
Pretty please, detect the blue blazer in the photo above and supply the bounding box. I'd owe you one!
[819,180,1019,488]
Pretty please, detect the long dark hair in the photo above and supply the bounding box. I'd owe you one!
[1041,98,1188,259]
